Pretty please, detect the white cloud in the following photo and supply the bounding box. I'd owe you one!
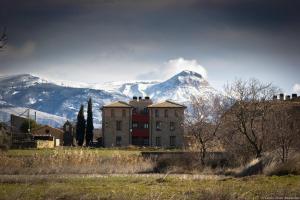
[164,57,207,79]
[292,83,300,94]
[137,57,208,80]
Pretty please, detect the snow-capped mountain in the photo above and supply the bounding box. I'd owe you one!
[0,104,67,128]
[96,70,216,102]
[145,70,216,102]
[0,70,217,127]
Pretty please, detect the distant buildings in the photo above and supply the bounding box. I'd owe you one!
[101,96,186,148]
[31,125,64,148]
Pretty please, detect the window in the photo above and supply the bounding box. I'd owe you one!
[156,121,162,131]
[170,122,175,131]
[156,137,161,146]
[111,109,115,117]
[132,122,138,128]
[164,109,168,118]
[143,138,149,146]
[175,110,179,117]
[122,109,126,117]
[143,108,148,114]
[116,120,122,131]
[155,109,159,118]
[116,136,122,146]
[144,123,149,129]
[170,136,176,147]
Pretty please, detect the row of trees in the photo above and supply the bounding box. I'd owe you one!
[76,98,94,146]
[186,78,300,165]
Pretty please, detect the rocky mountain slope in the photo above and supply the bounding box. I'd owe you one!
[0,70,216,127]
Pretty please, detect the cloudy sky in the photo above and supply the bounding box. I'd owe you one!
[1,0,300,93]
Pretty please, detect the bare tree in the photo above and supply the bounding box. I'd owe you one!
[185,94,225,165]
[268,104,300,163]
[0,27,7,49]
[223,78,279,158]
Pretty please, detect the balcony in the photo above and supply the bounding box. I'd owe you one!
[132,113,149,122]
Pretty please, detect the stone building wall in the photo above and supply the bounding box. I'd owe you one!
[149,108,185,148]
[102,107,132,147]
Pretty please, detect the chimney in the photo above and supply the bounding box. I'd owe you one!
[273,95,277,101]
[145,96,150,100]
[292,94,297,100]
[279,93,284,101]
[133,96,137,101]
[286,95,291,100]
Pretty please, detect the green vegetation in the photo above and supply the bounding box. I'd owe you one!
[86,97,94,146]
[76,104,86,146]
[0,175,299,200]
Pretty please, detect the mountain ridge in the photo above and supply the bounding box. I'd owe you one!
[0,70,217,127]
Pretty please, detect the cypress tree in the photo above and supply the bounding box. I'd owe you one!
[76,104,85,146]
[86,97,94,146]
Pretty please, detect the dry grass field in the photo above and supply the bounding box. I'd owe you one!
[0,148,154,174]
[0,148,300,200]
[0,174,299,200]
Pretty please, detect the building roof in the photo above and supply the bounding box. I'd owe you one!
[102,101,133,108]
[148,100,186,108]
[31,125,64,135]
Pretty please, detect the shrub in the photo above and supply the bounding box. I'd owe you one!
[0,149,154,174]
[264,153,300,176]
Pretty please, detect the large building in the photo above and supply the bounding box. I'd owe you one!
[101,96,186,148]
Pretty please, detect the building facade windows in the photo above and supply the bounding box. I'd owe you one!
[144,123,149,129]
[170,136,176,147]
[111,109,115,117]
[175,110,178,117]
[102,99,185,148]
[116,120,122,131]
[155,137,161,146]
[132,122,138,128]
[143,138,149,146]
[156,121,162,131]
[164,109,168,118]
[143,108,148,114]
[116,136,122,146]
[170,122,175,131]
[155,109,159,118]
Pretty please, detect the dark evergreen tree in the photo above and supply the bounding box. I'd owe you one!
[76,104,85,146]
[86,97,94,146]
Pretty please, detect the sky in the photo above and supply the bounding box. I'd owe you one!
[0,0,300,93]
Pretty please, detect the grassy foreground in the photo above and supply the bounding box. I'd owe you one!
[0,175,299,200]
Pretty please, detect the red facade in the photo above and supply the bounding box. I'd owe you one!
[131,113,149,137]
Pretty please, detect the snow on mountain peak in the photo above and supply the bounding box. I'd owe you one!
[163,70,207,87]
[176,70,203,79]
[0,74,47,88]
[0,70,218,127]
